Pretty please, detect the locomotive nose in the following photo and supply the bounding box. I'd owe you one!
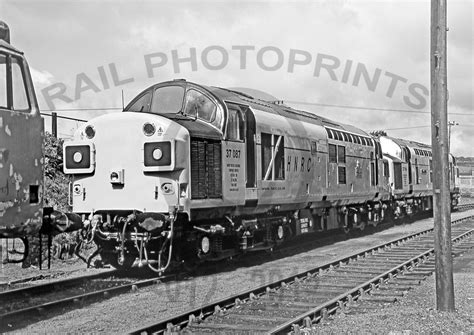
[64,112,189,214]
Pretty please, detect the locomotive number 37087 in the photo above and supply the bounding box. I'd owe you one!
[226,149,241,159]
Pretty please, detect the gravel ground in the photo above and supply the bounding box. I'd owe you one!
[0,257,111,288]
[5,209,474,334]
[312,242,474,334]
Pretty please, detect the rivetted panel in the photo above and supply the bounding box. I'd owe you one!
[190,139,222,199]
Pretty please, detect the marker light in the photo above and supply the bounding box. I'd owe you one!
[85,125,95,139]
[143,123,156,136]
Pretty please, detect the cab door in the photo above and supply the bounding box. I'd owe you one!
[221,103,246,205]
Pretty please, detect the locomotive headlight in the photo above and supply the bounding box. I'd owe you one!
[64,142,95,174]
[84,125,95,139]
[152,148,163,160]
[144,141,172,168]
[143,123,156,136]
[73,151,83,163]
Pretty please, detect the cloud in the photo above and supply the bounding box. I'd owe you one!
[30,67,54,86]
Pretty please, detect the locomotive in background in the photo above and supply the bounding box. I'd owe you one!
[0,21,80,266]
[63,79,459,272]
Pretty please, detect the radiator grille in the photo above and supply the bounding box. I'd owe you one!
[191,139,222,199]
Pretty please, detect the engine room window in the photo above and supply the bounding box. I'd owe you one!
[261,133,285,181]
[151,85,185,114]
[184,89,217,123]
[326,128,333,139]
[338,166,346,184]
[337,145,346,163]
[226,108,244,141]
[329,144,337,163]
[127,91,152,113]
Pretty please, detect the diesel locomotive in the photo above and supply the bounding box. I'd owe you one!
[0,21,44,262]
[63,79,459,272]
[0,21,81,265]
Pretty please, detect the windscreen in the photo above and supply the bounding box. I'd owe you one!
[150,86,185,114]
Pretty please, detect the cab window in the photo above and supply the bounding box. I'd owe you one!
[0,54,6,108]
[184,89,217,123]
[0,53,30,111]
[151,85,184,114]
[11,57,28,110]
[226,108,244,141]
[127,91,152,112]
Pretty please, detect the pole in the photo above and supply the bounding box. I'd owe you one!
[52,112,58,138]
[430,0,455,311]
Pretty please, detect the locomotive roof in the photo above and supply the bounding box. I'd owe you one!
[0,39,23,54]
[204,84,370,137]
[386,136,432,151]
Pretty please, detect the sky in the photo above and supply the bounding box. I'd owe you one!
[1,0,473,157]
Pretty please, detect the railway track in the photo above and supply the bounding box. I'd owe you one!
[2,207,472,332]
[130,214,474,334]
[0,269,173,332]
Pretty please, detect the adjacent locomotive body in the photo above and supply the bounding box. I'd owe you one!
[0,22,44,242]
[379,136,459,215]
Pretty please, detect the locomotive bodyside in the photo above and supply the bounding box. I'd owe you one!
[0,23,44,243]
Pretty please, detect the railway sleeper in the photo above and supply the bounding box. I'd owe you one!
[230,307,300,318]
[335,267,389,275]
[296,283,356,291]
[377,283,413,291]
[399,272,431,279]
[359,258,413,264]
[358,295,398,303]
[369,289,406,297]
[258,297,330,309]
[339,265,394,272]
[370,256,419,261]
[390,277,423,285]
[285,286,347,296]
[187,321,269,333]
[323,272,376,280]
[242,302,312,313]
